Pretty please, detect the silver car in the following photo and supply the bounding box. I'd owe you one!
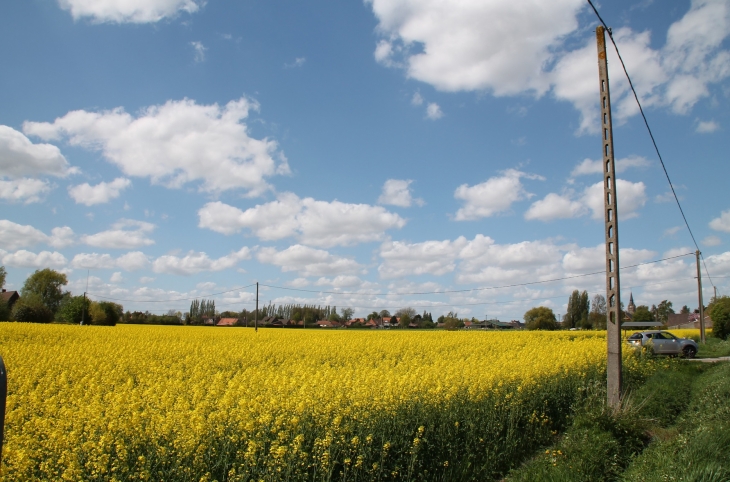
[627,330,699,358]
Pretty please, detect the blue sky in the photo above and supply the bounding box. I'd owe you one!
[1,0,729,320]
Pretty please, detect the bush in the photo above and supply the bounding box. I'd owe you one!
[11,293,54,323]
[710,296,730,340]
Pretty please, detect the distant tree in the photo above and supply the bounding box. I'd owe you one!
[56,295,91,324]
[91,301,123,325]
[13,292,55,323]
[21,268,68,314]
[564,290,589,329]
[710,296,730,340]
[680,305,690,314]
[378,309,390,318]
[292,311,303,322]
[399,313,412,328]
[328,311,341,322]
[524,306,558,331]
[340,307,354,321]
[655,300,674,324]
[367,311,380,321]
[589,294,607,330]
[0,265,6,289]
[395,307,417,318]
[633,305,654,322]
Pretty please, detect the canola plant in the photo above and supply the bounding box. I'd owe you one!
[0,324,652,481]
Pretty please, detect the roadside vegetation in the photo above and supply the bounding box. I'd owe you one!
[506,359,730,482]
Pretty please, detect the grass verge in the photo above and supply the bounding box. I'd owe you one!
[505,361,718,482]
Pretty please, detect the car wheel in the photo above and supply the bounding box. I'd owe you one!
[683,346,697,359]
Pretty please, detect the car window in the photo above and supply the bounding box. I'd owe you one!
[645,333,653,339]
[653,333,669,340]
[628,333,642,340]
[662,332,678,340]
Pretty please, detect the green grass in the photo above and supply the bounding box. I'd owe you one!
[697,337,730,358]
[505,361,726,482]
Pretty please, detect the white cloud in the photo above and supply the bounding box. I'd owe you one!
[454,169,542,220]
[81,219,155,249]
[110,272,124,283]
[425,103,443,120]
[314,275,364,289]
[702,235,721,246]
[378,179,423,207]
[117,251,151,271]
[285,57,306,68]
[379,238,465,279]
[257,245,362,277]
[23,97,289,196]
[696,119,720,133]
[411,92,424,106]
[368,0,730,132]
[68,177,131,205]
[152,247,250,275]
[524,192,587,222]
[198,193,406,247]
[0,178,52,203]
[0,125,75,178]
[139,276,155,284]
[710,210,730,232]
[583,179,647,220]
[570,155,651,177]
[190,41,206,62]
[71,253,117,269]
[562,244,655,272]
[368,0,583,95]
[0,249,67,268]
[57,0,203,23]
[0,220,75,250]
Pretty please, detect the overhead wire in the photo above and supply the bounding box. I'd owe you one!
[586,0,716,290]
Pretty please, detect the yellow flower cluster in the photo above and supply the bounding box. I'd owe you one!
[0,324,630,480]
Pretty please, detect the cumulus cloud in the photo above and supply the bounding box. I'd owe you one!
[524,192,587,221]
[378,179,423,207]
[110,272,124,283]
[257,245,362,277]
[0,249,67,268]
[425,103,443,120]
[710,209,730,232]
[152,247,250,275]
[411,92,424,106]
[379,238,465,279]
[57,0,203,23]
[368,0,583,95]
[0,125,75,178]
[454,169,543,220]
[81,219,155,249]
[570,155,651,177]
[0,178,52,203]
[198,193,406,247]
[68,177,131,205]
[285,57,306,68]
[582,179,647,220]
[368,0,730,132]
[702,235,721,246]
[0,220,75,250]
[23,97,289,196]
[696,119,720,133]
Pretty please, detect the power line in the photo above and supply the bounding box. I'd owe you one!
[586,0,715,289]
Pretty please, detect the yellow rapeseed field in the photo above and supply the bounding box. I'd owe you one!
[0,324,650,481]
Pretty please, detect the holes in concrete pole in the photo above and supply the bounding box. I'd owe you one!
[607,191,612,204]
[603,97,607,108]
[604,128,608,140]
[606,160,611,172]
[608,225,614,238]
[610,276,614,289]
[605,144,609,156]
[609,294,615,307]
[604,113,607,125]
[608,209,613,221]
[602,80,605,92]
[609,242,614,254]
[609,259,614,272]
[610,311,615,323]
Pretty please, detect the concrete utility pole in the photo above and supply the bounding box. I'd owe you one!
[696,250,705,343]
[596,26,622,408]
[255,282,259,333]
